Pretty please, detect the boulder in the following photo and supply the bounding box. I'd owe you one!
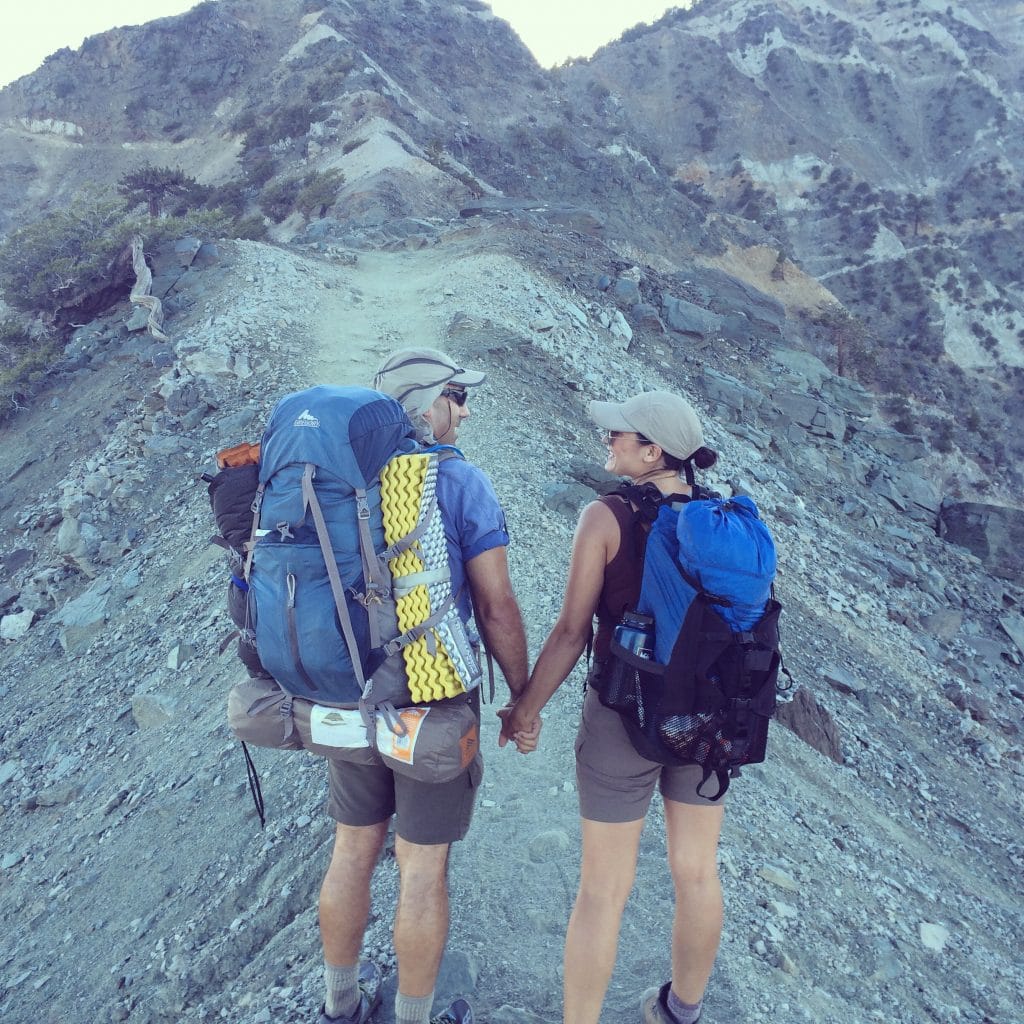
[821,664,866,697]
[771,391,846,441]
[887,468,941,523]
[921,609,963,641]
[662,294,722,337]
[855,427,928,462]
[609,310,632,346]
[0,610,35,641]
[772,349,831,387]
[700,367,764,418]
[132,692,179,729]
[820,376,876,419]
[172,237,203,266]
[630,303,665,332]
[998,613,1024,657]
[774,687,844,764]
[1,548,34,575]
[179,342,236,378]
[938,501,1024,580]
[541,481,595,516]
[55,580,111,655]
[193,242,221,268]
[684,267,785,336]
[568,457,620,495]
[612,278,641,306]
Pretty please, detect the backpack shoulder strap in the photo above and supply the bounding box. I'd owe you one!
[300,463,367,692]
[599,491,643,535]
[425,443,466,463]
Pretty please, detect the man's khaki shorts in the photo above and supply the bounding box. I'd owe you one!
[575,686,726,822]
[326,753,483,845]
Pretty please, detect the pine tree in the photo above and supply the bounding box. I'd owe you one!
[117,164,205,217]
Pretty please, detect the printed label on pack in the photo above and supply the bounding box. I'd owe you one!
[309,706,371,748]
[376,707,430,764]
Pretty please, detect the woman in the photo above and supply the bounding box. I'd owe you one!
[500,391,724,1024]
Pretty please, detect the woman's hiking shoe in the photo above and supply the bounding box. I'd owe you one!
[641,982,700,1024]
[319,961,383,1024]
[429,997,474,1024]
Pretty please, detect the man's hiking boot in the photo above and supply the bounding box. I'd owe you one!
[319,961,383,1024]
[429,997,474,1024]
[641,982,700,1024]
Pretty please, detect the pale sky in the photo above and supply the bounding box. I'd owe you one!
[0,1,683,89]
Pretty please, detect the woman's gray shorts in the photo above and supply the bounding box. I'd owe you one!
[575,686,726,822]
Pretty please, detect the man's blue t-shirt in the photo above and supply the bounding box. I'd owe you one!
[434,454,509,622]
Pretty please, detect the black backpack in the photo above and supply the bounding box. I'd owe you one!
[595,484,790,799]
[202,441,267,679]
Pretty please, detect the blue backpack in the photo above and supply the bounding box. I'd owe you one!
[243,385,480,708]
[597,486,786,799]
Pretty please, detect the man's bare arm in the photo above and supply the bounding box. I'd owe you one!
[464,545,529,698]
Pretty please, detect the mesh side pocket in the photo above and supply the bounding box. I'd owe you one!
[598,658,644,722]
[595,642,665,730]
[658,712,732,766]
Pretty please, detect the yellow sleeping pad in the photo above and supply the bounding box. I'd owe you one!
[380,452,474,702]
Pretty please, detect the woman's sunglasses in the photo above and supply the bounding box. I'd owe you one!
[598,428,652,445]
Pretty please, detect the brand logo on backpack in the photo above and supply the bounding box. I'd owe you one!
[293,409,321,429]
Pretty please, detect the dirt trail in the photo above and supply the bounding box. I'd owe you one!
[311,247,470,386]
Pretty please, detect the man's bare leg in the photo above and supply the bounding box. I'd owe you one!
[393,837,451,999]
[319,821,389,1017]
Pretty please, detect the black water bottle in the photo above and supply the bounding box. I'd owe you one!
[614,611,654,660]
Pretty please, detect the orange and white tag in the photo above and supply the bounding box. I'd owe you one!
[376,707,429,764]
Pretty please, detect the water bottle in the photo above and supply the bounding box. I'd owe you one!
[614,611,654,660]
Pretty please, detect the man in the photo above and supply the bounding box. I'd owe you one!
[317,348,534,1024]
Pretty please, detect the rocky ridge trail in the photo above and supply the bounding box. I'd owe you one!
[0,229,1022,1024]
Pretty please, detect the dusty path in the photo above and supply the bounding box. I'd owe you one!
[309,241,517,387]
[310,249,451,386]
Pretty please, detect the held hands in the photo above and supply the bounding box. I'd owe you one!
[497,701,542,754]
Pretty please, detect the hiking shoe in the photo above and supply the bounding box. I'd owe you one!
[641,982,699,1024]
[319,961,383,1024]
[430,997,474,1024]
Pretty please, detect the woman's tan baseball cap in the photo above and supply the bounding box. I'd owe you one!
[589,390,704,461]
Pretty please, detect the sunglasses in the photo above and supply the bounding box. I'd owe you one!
[441,388,469,407]
[599,428,651,445]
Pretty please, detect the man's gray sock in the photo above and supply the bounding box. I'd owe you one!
[667,986,703,1024]
[395,990,434,1024]
[324,960,360,1020]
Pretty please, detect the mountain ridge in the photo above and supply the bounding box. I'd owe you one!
[0,3,1021,1022]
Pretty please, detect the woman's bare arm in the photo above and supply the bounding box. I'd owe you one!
[499,500,618,743]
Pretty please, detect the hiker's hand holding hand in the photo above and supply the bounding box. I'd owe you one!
[511,713,542,753]
[497,702,541,753]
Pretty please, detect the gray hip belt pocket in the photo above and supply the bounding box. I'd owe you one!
[374,699,479,783]
[227,678,477,781]
[227,677,377,764]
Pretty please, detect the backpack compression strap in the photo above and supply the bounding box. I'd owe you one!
[242,482,265,584]
[300,464,367,692]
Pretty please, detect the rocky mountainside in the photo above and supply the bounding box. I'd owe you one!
[2,0,1021,495]
[561,0,1024,489]
[0,2,1022,1024]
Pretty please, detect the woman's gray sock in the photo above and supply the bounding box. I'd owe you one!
[667,986,703,1024]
